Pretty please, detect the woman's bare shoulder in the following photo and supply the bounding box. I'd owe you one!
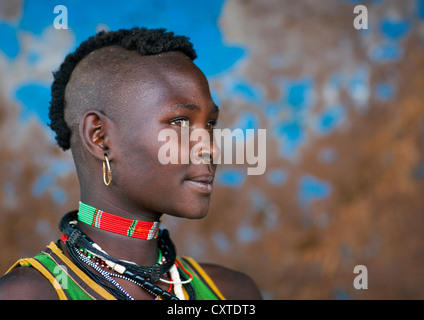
[0,266,58,300]
[199,263,262,300]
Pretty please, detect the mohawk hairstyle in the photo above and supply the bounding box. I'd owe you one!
[48,27,197,151]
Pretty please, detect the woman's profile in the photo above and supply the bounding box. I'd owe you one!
[0,27,261,300]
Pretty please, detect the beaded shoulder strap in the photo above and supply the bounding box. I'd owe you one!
[6,242,117,300]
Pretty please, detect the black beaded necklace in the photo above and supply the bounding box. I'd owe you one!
[59,210,191,300]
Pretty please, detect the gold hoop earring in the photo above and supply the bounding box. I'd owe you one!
[103,154,112,186]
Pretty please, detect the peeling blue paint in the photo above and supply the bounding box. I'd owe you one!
[237,224,261,243]
[27,51,41,65]
[285,78,314,109]
[380,18,411,40]
[418,0,424,19]
[0,23,19,59]
[232,80,263,103]
[267,169,288,185]
[36,219,51,235]
[232,112,260,131]
[375,82,395,101]
[317,105,346,134]
[333,288,352,300]
[52,188,67,204]
[318,148,338,164]
[14,82,50,124]
[19,0,245,77]
[298,175,332,209]
[212,232,231,253]
[32,173,54,197]
[216,168,246,187]
[275,121,305,158]
[2,182,16,199]
[370,42,403,62]
[248,188,270,210]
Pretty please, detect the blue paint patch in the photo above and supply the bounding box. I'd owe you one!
[269,54,284,69]
[269,78,314,158]
[418,0,424,19]
[36,220,51,235]
[212,232,231,253]
[342,0,381,3]
[347,66,370,110]
[31,159,72,202]
[249,188,269,210]
[32,173,54,197]
[340,244,353,261]
[375,82,395,101]
[52,188,67,204]
[317,105,346,134]
[2,182,15,199]
[318,148,338,164]
[27,51,41,65]
[237,224,261,243]
[14,82,50,125]
[10,0,247,139]
[18,0,52,36]
[216,168,246,187]
[333,288,352,300]
[210,89,221,107]
[298,175,332,209]
[380,18,411,40]
[18,0,245,76]
[267,169,288,185]
[370,42,403,61]
[329,72,344,88]
[232,112,259,131]
[315,212,330,228]
[264,103,281,120]
[50,159,73,176]
[275,121,305,158]
[285,78,314,109]
[0,23,19,59]
[264,205,279,230]
[232,81,263,103]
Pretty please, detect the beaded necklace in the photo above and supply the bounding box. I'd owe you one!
[59,210,195,300]
[78,247,192,300]
[78,202,160,240]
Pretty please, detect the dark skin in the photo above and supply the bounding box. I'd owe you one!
[0,48,262,300]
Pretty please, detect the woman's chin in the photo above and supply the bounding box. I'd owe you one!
[165,200,211,220]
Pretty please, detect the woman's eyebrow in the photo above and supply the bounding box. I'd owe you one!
[170,103,220,113]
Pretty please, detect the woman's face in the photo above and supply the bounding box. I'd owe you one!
[106,51,219,220]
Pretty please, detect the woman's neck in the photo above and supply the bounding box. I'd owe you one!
[76,200,163,267]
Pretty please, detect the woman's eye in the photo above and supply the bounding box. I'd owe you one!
[206,120,217,130]
[170,118,190,128]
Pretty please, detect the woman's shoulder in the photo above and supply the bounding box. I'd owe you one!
[0,266,59,300]
[199,262,262,300]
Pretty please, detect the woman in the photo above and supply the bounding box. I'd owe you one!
[0,27,261,300]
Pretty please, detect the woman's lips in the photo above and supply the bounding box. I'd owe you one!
[185,175,214,194]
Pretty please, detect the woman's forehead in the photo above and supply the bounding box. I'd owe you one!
[67,49,210,119]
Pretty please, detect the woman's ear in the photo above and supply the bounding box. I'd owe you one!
[80,110,111,160]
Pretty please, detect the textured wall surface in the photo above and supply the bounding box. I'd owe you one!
[1,0,424,299]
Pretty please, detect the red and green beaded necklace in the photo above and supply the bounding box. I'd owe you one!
[77,201,160,240]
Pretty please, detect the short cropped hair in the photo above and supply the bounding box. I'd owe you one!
[48,27,197,151]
